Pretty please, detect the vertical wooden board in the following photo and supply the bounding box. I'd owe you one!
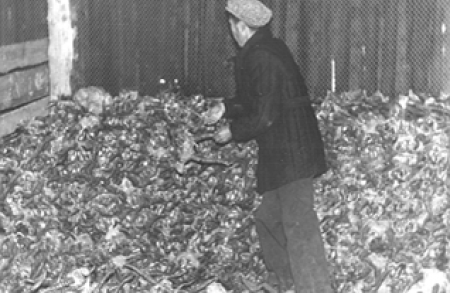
[175,0,187,84]
[306,0,330,98]
[292,0,309,79]
[100,0,118,94]
[16,0,36,42]
[362,0,381,94]
[94,0,116,93]
[0,0,17,46]
[377,0,398,96]
[375,3,385,93]
[408,0,434,94]
[442,0,450,93]
[117,0,138,91]
[298,0,309,79]
[13,0,22,43]
[285,0,301,66]
[203,0,215,96]
[278,0,288,41]
[70,0,89,91]
[23,0,33,42]
[168,0,187,90]
[428,0,444,95]
[330,0,351,93]
[130,0,139,90]
[183,0,190,83]
[160,0,181,83]
[394,0,410,95]
[48,0,76,98]
[204,0,233,97]
[83,0,106,90]
[137,0,159,95]
[270,0,284,38]
[348,0,364,92]
[199,0,207,94]
[222,0,238,97]
[35,0,49,40]
[110,0,124,91]
[0,1,3,45]
[186,0,202,94]
[25,0,41,41]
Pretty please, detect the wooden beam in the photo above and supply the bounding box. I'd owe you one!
[0,64,50,112]
[0,96,50,137]
[0,38,49,74]
[48,0,76,99]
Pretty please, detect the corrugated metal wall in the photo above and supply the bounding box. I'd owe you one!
[73,0,450,98]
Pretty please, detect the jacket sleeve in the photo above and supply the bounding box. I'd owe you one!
[223,98,245,119]
[230,50,282,142]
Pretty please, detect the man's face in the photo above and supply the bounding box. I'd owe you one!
[228,18,246,47]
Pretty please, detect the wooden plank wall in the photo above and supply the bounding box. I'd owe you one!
[73,0,450,99]
[0,0,49,137]
[287,0,449,98]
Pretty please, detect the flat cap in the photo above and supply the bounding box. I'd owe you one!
[226,0,273,28]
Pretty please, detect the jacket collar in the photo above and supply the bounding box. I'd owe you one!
[236,27,272,63]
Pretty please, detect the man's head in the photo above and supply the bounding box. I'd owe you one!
[225,0,272,47]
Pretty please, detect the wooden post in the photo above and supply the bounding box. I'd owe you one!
[48,0,76,99]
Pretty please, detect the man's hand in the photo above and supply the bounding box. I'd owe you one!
[203,102,225,125]
[214,125,232,144]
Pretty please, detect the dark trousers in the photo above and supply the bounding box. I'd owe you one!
[254,178,333,293]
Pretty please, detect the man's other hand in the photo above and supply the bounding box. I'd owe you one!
[214,125,232,143]
[203,102,225,125]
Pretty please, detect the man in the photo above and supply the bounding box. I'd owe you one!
[203,0,333,292]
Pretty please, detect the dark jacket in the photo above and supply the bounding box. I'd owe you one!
[224,28,327,194]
